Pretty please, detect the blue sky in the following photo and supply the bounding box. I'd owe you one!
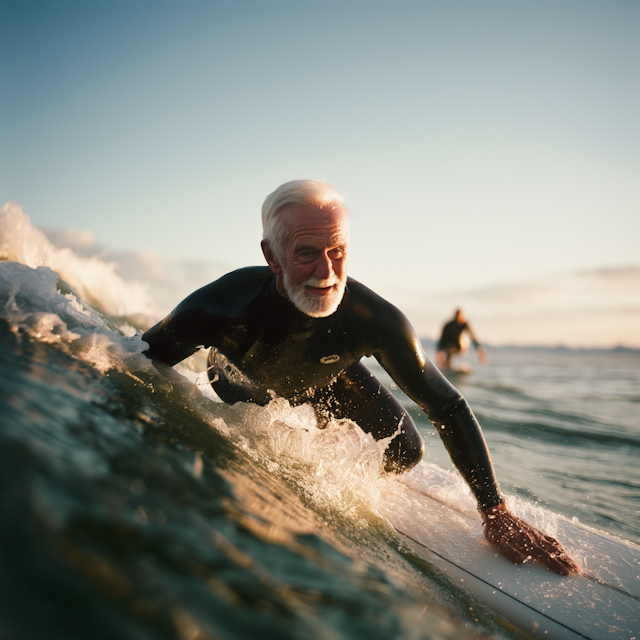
[1,1,639,346]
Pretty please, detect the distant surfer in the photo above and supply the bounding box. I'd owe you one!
[436,309,487,372]
[143,179,578,576]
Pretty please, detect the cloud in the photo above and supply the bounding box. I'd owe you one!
[110,250,229,314]
[1,202,230,323]
[43,228,98,256]
[42,226,230,316]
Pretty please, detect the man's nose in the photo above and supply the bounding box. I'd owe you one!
[314,252,333,279]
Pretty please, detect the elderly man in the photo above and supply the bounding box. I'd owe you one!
[143,179,578,576]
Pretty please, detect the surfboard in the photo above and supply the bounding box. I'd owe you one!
[442,362,472,377]
[381,485,640,639]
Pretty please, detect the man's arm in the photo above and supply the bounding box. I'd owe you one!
[431,398,503,510]
[438,400,578,574]
[142,267,272,366]
[143,306,206,365]
[349,289,578,574]
[142,276,239,365]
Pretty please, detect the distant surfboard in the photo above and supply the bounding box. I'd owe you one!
[384,486,640,639]
[442,362,472,377]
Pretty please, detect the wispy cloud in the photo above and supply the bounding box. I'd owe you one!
[43,228,229,316]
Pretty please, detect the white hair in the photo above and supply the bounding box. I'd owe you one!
[261,179,347,255]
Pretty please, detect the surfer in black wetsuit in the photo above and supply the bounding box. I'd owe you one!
[143,179,578,576]
[436,309,487,370]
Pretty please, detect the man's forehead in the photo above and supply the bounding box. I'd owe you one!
[280,203,349,236]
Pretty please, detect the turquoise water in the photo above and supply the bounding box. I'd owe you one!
[1,259,639,640]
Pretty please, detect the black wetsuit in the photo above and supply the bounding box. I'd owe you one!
[438,320,479,352]
[143,266,504,510]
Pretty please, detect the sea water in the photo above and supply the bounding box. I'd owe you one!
[1,203,639,640]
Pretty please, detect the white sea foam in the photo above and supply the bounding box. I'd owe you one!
[0,260,154,376]
[0,201,158,321]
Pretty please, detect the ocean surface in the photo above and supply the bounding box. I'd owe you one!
[1,204,639,640]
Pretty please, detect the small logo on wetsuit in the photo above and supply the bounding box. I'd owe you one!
[320,355,340,364]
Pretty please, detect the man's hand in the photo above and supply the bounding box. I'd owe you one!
[481,503,579,576]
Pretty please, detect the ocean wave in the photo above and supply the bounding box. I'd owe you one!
[0,255,502,639]
[474,408,640,450]
[1,201,159,322]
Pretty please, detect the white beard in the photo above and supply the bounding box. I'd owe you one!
[282,272,346,318]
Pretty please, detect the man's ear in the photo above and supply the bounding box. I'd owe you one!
[261,239,282,275]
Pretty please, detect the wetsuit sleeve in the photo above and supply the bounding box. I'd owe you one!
[142,267,272,366]
[351,293,504,509]
[430,398,503,510]
[142,302,211,365]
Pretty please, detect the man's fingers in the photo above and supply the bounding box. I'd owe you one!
[526,542,573,576]
[538,555,571,576]
[487,537,529,565]
[554,552,580,574]
[491,538,570,575]
[532,529,567,553]
[484,526,529,564]
[524,527,580,574]
[539,546,580,574]
[484,520,579,575]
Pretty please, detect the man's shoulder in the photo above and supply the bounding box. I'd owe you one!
[341,278,419,352]
[345,277,393,305]
[215,266,273,288]
[343,278,406,323]
[175,266,273,315]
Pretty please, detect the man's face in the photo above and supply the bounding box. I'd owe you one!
[266,203,348,318]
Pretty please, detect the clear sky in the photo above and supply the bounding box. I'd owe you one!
[1,0,639,347]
